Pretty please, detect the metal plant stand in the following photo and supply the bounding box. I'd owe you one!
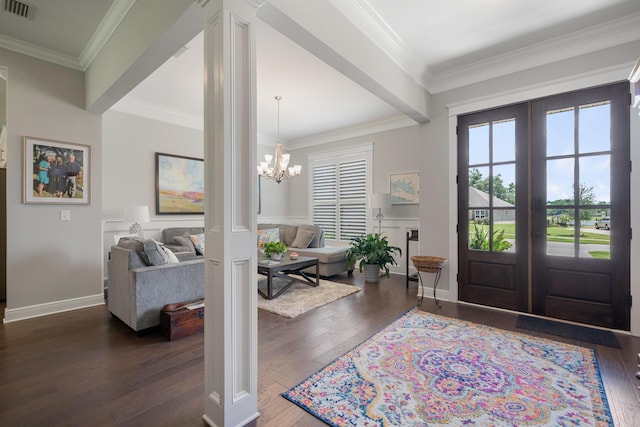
[411,256,448,308]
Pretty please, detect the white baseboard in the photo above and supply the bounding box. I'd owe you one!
[3,293,105,323]
[416,286,451,302]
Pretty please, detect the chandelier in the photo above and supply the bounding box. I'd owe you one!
[257,96,301,183]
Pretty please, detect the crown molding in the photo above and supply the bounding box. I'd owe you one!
[329,1,640,94]
[328,0,430,90]
[0,0,134,71]
[430,12,640,94]
[111,97,203,130]
[0,33,83,70]
[78,0,136,70]
[446,62,633,117]
[288,114,416,150]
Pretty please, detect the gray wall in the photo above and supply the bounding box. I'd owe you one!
[102,110,205,221]
[257,140,289,220]
[102,111,287,223]
[0,68,5,128]
[286,124,422,276]
[101,112,288,276]
[1,47,102,315]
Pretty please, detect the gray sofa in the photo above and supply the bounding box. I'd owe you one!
[161,227,205,258]
[258,223,351,277]
[107,239,204,331]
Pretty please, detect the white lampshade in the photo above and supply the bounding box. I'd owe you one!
[127,205,150,224]
[369,193,391,209]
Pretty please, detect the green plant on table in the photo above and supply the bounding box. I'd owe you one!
[346,233,401,278]
[263,241,287,257]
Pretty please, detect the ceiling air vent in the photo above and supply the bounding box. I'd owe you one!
[3,0,34,19]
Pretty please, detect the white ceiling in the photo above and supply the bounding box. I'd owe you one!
[1,0,639,141]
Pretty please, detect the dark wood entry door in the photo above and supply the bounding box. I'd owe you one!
[458,103,529,312]
[458,82,631,330]
[531,83,630,330]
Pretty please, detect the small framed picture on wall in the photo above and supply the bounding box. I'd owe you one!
[23,136,90,205]
[389,171,419,205]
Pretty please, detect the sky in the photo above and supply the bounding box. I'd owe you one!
[467,102,611,205]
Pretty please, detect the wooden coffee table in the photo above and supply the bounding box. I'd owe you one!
[257,254,319,300]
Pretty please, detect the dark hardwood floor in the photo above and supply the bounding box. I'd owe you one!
[1,275,639,426]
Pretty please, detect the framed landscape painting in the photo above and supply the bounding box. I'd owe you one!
[156,152,204,214]
[23,136,90,205]
[390,171,419,205]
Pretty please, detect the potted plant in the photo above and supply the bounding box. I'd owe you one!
[263,241,287,260]
[346,233,401,282]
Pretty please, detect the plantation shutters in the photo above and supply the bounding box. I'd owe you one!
[310,146,372,242]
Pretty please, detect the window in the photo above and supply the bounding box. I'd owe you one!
[309,145,372,242]
[473,210,487,220]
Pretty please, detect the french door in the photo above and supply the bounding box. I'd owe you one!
[458,82,630,330]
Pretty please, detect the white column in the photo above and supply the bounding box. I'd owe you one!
[199,1,259,426]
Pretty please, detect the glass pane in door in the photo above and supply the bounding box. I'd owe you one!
[546,208,574,257]
[469,166,490,201]
[579,208,610,259]
[469,210,490,251]
[492,164,516,205]
[547,158,574,204]
[579,155,610,205]
[493,119,515,162]
[493,209,515,253]
[579,102,610,153]
[547,108,574,157]
[469,123,489,165]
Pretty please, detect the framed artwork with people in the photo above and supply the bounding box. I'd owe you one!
[22,136,90,205]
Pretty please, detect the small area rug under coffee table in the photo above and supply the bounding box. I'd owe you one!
[283,307,613,426]
[257,276,359,318]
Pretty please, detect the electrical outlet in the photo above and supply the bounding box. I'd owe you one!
[60,210,70,222]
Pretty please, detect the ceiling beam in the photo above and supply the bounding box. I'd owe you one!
[258,0,430,123]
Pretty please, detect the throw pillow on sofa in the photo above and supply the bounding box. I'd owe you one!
[162,246,180,264]
[291,229,316,248]
[279,225,298,246]
[139,239,169,266]
[171,234,196,255]
[257,228,279,247]
[190,233,205,255]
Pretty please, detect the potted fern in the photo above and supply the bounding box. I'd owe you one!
[263,241,287,260]
[346,233,401,282]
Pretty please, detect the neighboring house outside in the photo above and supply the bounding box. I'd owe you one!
[468,187,515,222]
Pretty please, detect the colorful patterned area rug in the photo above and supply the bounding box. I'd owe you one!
[283,307,613,426]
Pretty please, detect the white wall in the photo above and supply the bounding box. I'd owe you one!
[1,48,103,322]
[286,125,422,277]
[257,138,289,221]
[101,110,205,274]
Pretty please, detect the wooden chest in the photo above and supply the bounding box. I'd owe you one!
[160,301,204,341]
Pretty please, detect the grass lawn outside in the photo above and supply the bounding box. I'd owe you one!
[588,251,611,259]
[469,223,610,245]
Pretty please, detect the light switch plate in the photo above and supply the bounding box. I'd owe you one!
[60,210,70,222]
